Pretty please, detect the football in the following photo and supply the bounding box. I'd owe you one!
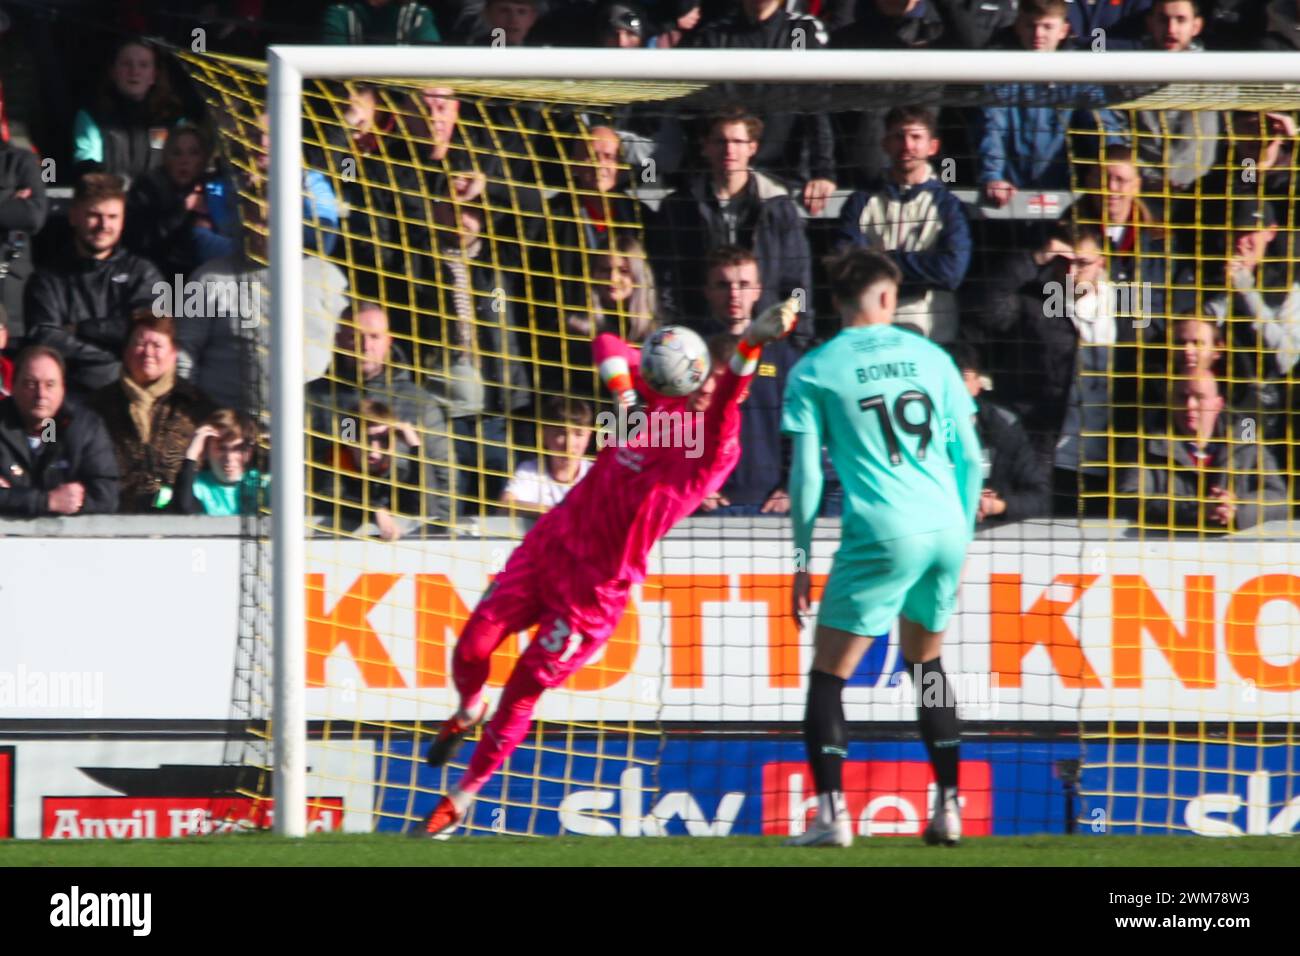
[638,326,711,397]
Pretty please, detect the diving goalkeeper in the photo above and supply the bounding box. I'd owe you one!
[419,300,797,838]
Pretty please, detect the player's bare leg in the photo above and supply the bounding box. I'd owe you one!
[900,616,962,846]
[786,624,874,848]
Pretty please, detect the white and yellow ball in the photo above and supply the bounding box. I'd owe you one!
[638,326,711,397]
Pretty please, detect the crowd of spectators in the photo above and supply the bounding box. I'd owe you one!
[0,0,1297,535]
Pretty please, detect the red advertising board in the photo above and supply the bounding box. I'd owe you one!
[761,760,992,837]
[42,796,345,838]
[0,748,12,838]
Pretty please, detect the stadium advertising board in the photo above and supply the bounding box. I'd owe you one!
[0,539,241,720]
[2,736,1294,838]
[380,739,1010,836]
[42,796,345,838]
[305,538,1300,723]
[378,738,1300,837]
[0,740,374,839]
[1092,742,1300,836]
[1,537,1295,722]
[374,738,1289,837]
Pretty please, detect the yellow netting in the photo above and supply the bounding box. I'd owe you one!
[180,51,667,836]
[173,48,1299,838]
[1067,110,1300,833]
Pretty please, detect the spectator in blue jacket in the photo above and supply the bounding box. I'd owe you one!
[237,112,340,257]
[125,126,236,281]
[977,0,1126,205]
[835,105,971,343]
[1061,0,1151,47]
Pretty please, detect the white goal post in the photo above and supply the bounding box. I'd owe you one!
[267,46,1300,836]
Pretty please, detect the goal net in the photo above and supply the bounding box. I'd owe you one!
[175,47,1299,838]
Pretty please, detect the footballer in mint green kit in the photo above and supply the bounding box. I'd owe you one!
[781,248,983,850]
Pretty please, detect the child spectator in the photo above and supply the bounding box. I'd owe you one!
[329,398,421,541]
[501,396,594,515]
[171,409,267,515]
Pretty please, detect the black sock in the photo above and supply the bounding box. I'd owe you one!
[911,657,960,791]
[803,670,847,795]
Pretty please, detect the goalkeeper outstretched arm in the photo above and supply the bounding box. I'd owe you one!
[593,299,799,408]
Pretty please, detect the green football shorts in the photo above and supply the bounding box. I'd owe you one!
[816,526,969,636]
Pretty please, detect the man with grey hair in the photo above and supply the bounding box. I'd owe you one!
[1120,368,1289,532]
[0,345,119,516]
[308,301,455,529]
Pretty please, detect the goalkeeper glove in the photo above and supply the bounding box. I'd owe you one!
[745,297,799,347]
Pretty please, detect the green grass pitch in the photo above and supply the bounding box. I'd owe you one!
[2,835,1295,867]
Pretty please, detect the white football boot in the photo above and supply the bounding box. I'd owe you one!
[923,788,962,846]
[785,816,853,848]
